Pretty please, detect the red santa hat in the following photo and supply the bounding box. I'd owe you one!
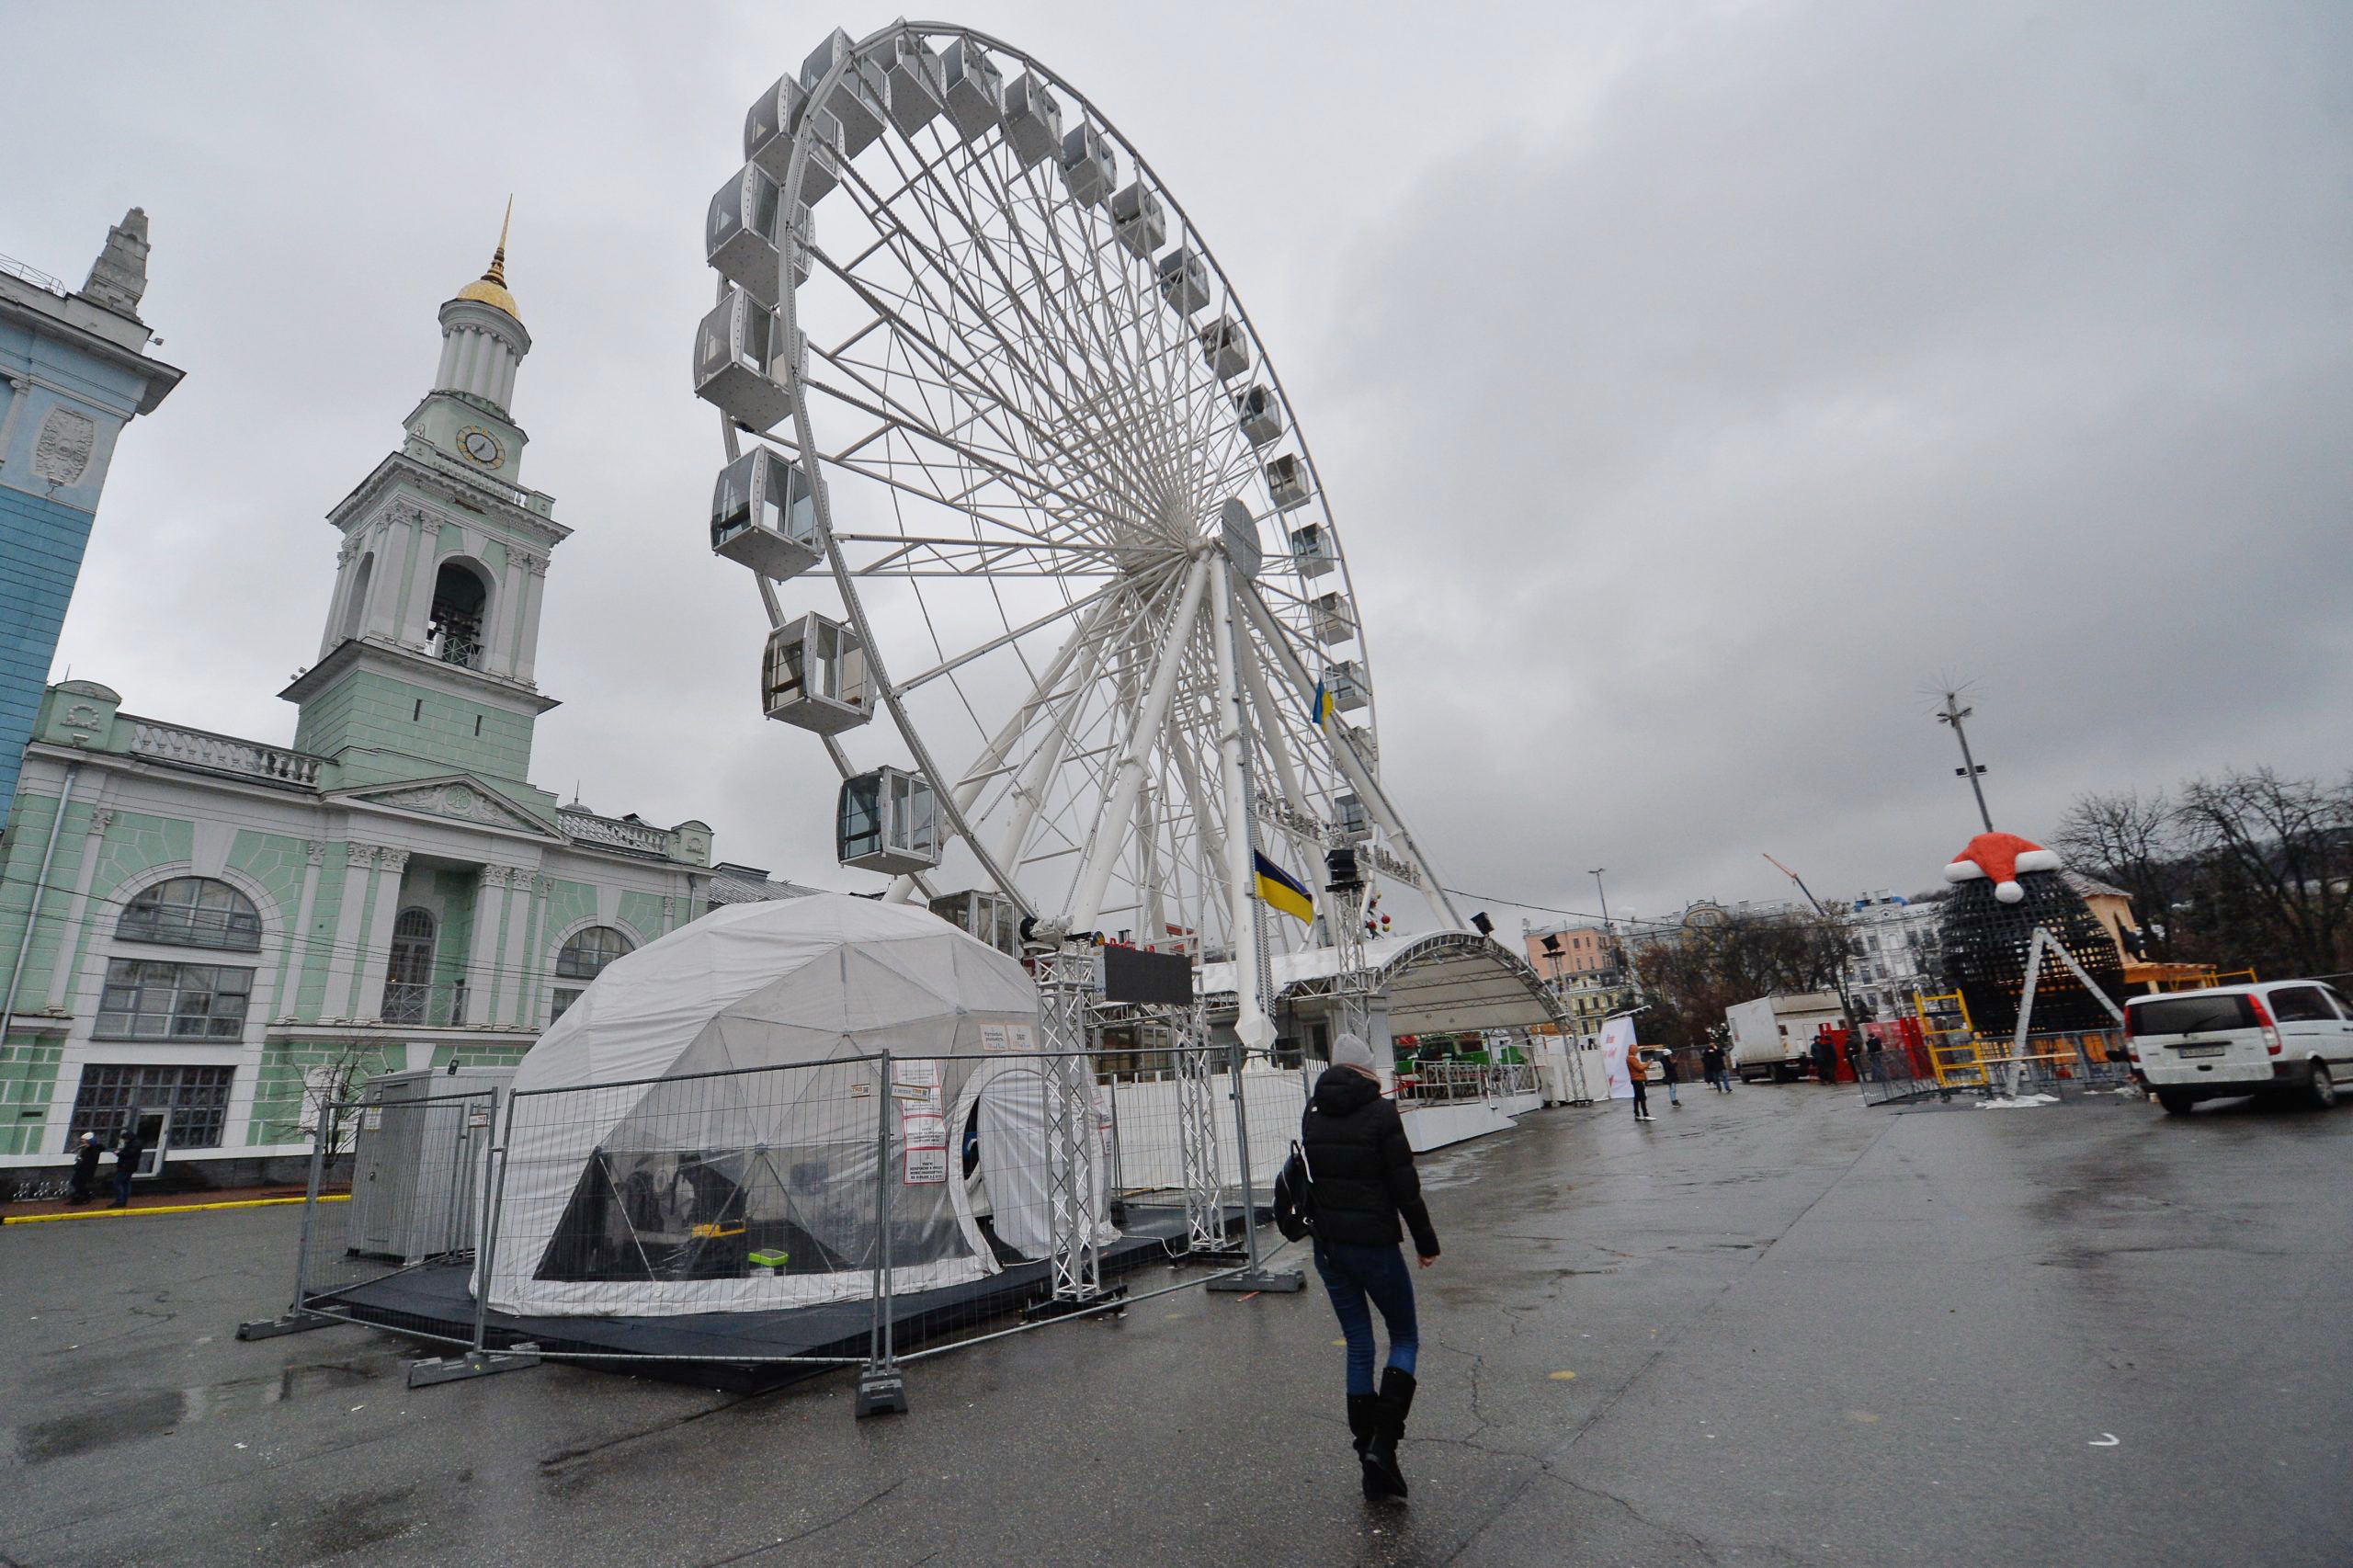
[1944,831,2062,904]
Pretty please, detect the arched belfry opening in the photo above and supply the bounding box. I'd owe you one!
[426,560,490,669]
[339,552,374,642]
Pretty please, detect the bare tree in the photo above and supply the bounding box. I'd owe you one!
[1631,907,1855,1048]
[2174,769,2353,979]
[2052,789,2186,959]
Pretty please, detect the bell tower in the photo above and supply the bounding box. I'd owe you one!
[283,209,570,815]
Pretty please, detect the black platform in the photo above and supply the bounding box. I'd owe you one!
[310,1202,1255,1390]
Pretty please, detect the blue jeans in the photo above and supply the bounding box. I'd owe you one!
[1313,1240,1419,1395]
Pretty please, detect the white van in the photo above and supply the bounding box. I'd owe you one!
[2124,981,2353,1114]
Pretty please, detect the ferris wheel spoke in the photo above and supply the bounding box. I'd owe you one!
[814,235,1153,540]
[842,158,1171,528]
[948,153,1190,535]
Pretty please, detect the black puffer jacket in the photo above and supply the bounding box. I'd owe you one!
[1302,1068,1439,1256]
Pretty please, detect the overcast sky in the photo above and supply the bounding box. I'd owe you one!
[7,0,2347,930]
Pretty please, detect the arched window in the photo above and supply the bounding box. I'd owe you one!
[339,551,375,642]
[118,877,262,952]
[551,925,633,1025]
[383,907,436,1024]
[426,560,491,669]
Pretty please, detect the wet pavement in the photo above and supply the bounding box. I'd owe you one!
[3,1084,2347,1566]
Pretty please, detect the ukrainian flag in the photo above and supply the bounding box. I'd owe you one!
[1254,850,1314,926]
[1310,679,1336,732]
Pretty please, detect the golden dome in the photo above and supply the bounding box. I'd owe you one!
[453,199,519,322]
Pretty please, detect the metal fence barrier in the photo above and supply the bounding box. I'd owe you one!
[241,1043,1312,1405]
[1858,1028,2138,1106]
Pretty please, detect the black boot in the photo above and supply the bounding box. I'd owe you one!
[1365,1367,1415,1500]
[1347,1393,1383,1498]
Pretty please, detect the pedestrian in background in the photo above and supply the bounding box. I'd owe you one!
[1629,1051,1653,1123]
[1660,1048,1683,1108]
[1304,1033,1439,1503]
[1701,1041,1731,1094]
[67,1132,103,1203]
[108,1126,145,1210]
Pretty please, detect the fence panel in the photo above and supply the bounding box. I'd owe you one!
[295,1087,496,1346]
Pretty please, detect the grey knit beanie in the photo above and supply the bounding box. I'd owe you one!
[1331,1032,1377,1073]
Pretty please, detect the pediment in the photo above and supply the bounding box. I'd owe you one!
[335,775,556,835]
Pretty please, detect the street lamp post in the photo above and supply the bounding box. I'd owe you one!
[1936,691,1995,833]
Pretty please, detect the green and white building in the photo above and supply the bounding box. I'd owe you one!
[0,230,803,1184]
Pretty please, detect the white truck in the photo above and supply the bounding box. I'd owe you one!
[1724,992,1847,1083]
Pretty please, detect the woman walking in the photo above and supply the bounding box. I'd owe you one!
[1305,1034,1439,1502]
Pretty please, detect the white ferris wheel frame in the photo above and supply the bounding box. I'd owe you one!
[714,21,1464,1006]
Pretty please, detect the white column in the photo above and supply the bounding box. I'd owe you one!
[42,806,114,1013]
[321,844,377,1022]
[350,848,410,1021]
[404,513,441,644]
[462,867,508,1027]
[493,346,517,412]
[269,840,326,1024]
[513,555,548,682]
[436,330,460,390]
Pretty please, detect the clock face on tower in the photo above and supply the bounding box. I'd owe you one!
[456,426,504,468]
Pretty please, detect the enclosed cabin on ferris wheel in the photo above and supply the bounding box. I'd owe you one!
[1234,384,1284,447]
[1332,790,1370,841]
[878,29,946,137]
[1310,590,1354,646]
[1111,181,1165,259]
[744,76,847,208]
[1198,316,1250,382]
[706,163,812,307]
[694,287,801,432]
[1289,521,1334,578]
[1158,247,1211,316]
[801,28,888,155]
[710,448,821,581]
[1322,659,1369,712]
[1060,122,1117,208]
[1265,452,1312,512]
[762,611,870,733]
[938,38,1005,142]
[1002,73,1063,170]
[837,767,941,875]
[929,889,1022,958]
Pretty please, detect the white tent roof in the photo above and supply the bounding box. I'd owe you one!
[486,893,1051,1317]
[511,892,1040,1094]
[1199,930,1567,1034]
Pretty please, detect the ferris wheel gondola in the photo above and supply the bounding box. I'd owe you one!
[694,21,1462,1038]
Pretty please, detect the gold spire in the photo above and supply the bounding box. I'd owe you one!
[454,198,520,321]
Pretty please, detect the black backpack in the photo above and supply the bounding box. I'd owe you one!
[1273,1138,1317,1242]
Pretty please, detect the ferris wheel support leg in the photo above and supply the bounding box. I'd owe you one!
[1233,582,1466,928]
[1068,554,1211,931]
[1211,564,1273,1054]
[1235,626,1308,824]
[992,591,1131,878]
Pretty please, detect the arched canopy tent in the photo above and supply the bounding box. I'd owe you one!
[1198,930,1571,1037]
[483,893,1108,1317]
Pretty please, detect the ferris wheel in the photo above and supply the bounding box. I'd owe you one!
[694,22,1463,1017]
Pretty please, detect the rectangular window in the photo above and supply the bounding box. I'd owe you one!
[94,959,254,1041]
[66,1064,234,1150]
[550,987,582,1025]
[2268,986,2334,1023]
[2127,994,2255,1037]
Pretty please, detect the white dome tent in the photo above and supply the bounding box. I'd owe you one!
[482,893,1112,1318]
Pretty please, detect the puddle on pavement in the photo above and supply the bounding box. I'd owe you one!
[10,1355,397,1463]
